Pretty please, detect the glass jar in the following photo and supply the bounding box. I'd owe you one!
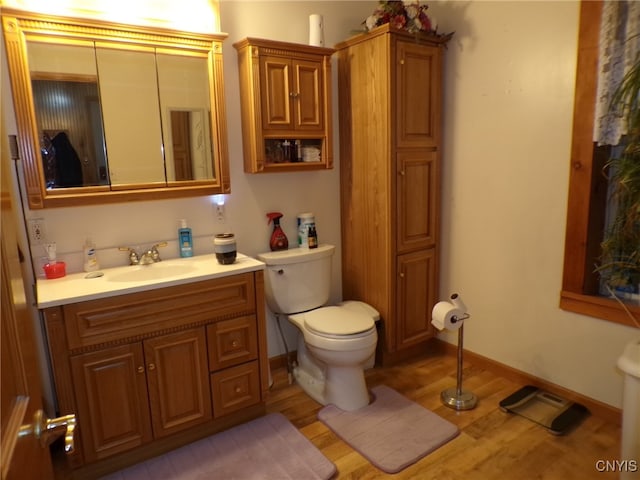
[213,233,236,264]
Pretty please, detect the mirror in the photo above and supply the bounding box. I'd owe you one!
[28,42,108,188]
[2,9,229,208]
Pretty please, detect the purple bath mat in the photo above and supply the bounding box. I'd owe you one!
[101,413,336,480]
[318,385,459,474]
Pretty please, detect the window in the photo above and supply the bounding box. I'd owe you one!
[561,1,639,327]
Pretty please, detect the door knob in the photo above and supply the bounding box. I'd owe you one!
[19,410,76,453]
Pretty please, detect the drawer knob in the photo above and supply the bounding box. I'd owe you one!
[235,386,242,394]
[148,363,156,371]
[137,366,144,374]
[231,340,239,348]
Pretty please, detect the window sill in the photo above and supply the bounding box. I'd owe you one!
[560,291,640,328]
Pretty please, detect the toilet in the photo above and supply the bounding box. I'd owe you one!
[257,244,379,411]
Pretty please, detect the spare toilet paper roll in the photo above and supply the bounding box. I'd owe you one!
[431,301,465,331]
[309,14,324,47]
[450,293,467,313]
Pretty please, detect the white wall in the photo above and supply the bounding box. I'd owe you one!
[435,0,637,409]
[5,1,637,409]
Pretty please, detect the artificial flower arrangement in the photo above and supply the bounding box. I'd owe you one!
[364,0,436,34]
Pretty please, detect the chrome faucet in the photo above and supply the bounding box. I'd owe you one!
[119,242,167,265]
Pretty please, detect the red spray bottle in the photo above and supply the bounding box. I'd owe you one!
[267,212,288,251]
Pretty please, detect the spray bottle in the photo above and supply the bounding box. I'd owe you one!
[266,212,288,251]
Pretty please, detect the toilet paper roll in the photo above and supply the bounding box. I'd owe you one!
[309,14,324,47]
[431,301,465,331]
[450,293,467,313]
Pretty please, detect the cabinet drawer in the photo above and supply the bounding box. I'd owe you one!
[64,274,256,349]
[207,315,258,371]
[211,361,261,417]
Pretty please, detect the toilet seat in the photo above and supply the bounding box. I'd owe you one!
[303,306,375,338]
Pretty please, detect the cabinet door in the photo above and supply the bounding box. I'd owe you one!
[70,344,152,462]
[293,59,324,130]
[396,249,437,349]
[396,41,441,148]
[396,150,438,252]
[260,55,291,130]
[144,328,212,438]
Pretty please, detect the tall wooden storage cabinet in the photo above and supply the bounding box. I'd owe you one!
[336,25,450,365]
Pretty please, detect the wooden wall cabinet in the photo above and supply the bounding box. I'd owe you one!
[336,25,450,365]
[234,37,335,173]
[44,272,268,471]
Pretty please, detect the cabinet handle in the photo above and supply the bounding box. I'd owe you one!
[234,386,242,394]
[137,366,144,374]
[231,340,239,348]
[289,92,299,98]
[399,170,406,176]
[400,59,405,65]
[399,272,405,278]
[148,363,156,371]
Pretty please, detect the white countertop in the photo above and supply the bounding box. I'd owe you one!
[37,253,265,308]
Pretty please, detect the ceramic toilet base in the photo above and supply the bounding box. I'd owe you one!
[324,366,370,411]
[294,363,370,411]
[293,367,326,406]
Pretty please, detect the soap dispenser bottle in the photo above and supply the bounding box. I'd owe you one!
[83,238,99,272]
[178,219,193,257]
[266,212,288,251]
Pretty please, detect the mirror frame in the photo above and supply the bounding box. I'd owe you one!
[2,9,230,209]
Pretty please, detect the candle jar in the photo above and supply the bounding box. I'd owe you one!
[214,233,237,265]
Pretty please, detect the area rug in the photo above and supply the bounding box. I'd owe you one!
[101,413,336,480]
[318,385,459,474]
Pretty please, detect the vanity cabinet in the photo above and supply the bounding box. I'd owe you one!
[43,271,268,470]
[336,25,450,365]
[234,37,335,173]
[70,328,211,462]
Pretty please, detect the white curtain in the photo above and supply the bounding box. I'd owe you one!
[593,0,640,146]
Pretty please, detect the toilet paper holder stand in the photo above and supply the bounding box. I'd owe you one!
[433,294,477,411]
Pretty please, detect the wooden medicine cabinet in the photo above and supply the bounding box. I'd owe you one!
[233,37,335,173]
[2,9,230,209]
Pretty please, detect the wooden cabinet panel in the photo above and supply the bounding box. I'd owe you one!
[397,150,438,252]
[64,273,255,349]
[396,249,437,349]
[396,40,441,148]
[144,328,211,438]
[70,344,152,462]
[294,59,323,129]
[261,56,291,128]
[207,315,258,371]
[211,361,261,418]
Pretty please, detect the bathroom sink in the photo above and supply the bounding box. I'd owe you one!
[37,253,266,309]
[107,263,197,283]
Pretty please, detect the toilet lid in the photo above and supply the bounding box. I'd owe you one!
[303,306,375,336]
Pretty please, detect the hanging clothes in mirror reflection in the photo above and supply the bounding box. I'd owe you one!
[51,131,83,187]
[40,131,84,188]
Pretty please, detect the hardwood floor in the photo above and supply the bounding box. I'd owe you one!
[266,352,622,479]
[53,350,622,479]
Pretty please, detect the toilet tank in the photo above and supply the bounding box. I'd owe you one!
[257,244,335,314]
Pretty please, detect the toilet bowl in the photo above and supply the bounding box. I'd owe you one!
[257,245,379,411]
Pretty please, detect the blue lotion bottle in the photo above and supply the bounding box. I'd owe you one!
[179,219,193,257]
